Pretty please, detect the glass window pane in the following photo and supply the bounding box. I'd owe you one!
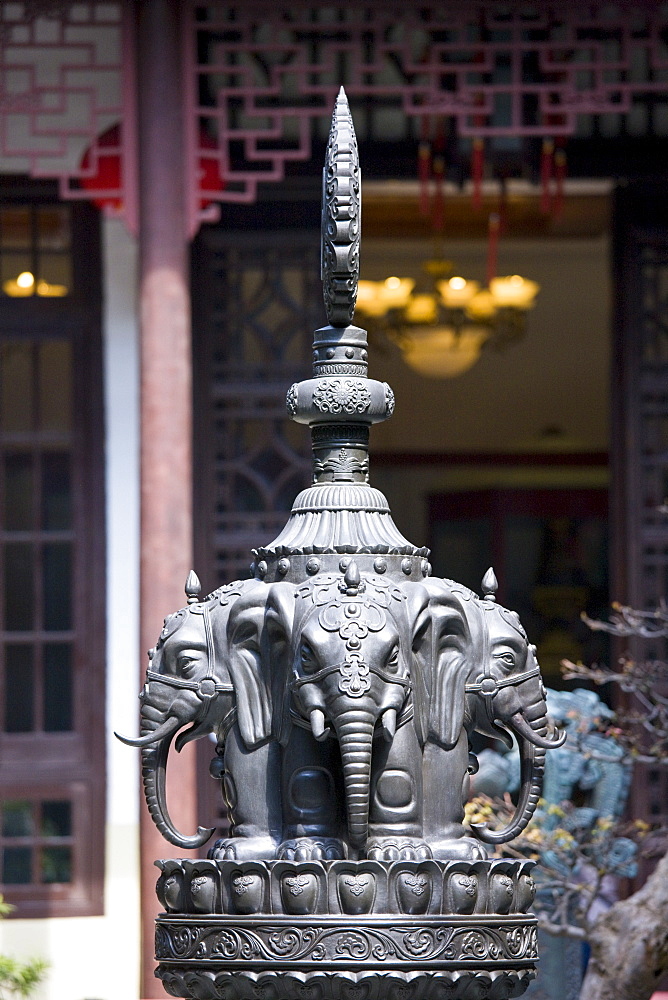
[430,518,493,594]
[4,644,34,732]
[42,453,71,530]
[4,453,33,530]
[43,644,72,731]
[38,341,72,432]
[1,207,31,249]
[0,343,33,431]
[36,253,70,295]
[40,801,71,837]
[2,847,32,884]
[43,543,71,631]
[40,846,71,883]
[4,542,34,630]
[2,800,33,837]
[1,254,35,296]
[36,207,70,251]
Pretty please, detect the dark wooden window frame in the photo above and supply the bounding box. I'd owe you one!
[0,180,105,918]
[427,483,609,605]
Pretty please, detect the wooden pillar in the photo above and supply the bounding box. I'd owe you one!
[135,2,197,996]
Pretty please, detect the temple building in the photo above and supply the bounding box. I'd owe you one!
[0,3,666,998]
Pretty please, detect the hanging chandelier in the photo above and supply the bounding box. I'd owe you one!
[355,257,539,379]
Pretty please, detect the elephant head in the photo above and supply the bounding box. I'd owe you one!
[411,576,564,847]
[230,561,431,850]
[464,593,565,843]
[115,578,266,850]
[410,576,484,753]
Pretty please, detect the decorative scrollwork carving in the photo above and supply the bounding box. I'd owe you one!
[156,915,538,968]
[402,928,447,958]
[335,931,371,960]
[384,384,395,417]
[267,927,323,959]
[506,924,538,959]
[286,383,299,417]
[313,379,370,415]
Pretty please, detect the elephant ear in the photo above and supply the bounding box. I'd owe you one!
[404,584,430,747]
[226,584,274,748]
[264,582,296,746]
[417,578,481,751]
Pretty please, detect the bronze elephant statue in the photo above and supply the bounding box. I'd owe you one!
[117,563,562,860]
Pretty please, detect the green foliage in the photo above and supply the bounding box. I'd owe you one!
[0,896,47,1000]
[465,796,658,940]
[464,599,668,945]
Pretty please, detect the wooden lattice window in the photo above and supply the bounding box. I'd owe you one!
[0,186,104,918]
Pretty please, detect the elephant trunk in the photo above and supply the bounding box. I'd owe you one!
[470,698,563,843]
[471,737,546,845]
[335,709,375,850]
[509,709,566,750]
[139,709,215,851]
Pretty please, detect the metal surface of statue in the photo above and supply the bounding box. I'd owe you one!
[117,89,565,1000]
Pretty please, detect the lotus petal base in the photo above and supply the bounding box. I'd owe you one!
[155,860,538,999]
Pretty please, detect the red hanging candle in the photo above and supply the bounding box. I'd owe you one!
[553,145,567,219]
[472,137,484,211]
[418,113,432,217]
[540,138,554,215]
[432,153,445,233]
[486,212,500,286]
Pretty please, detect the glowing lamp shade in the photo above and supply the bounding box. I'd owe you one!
[401,325,490,378]
[466,289,498,320]
[404,293,438,324]
[356,276,415,316]
[437,276,480,309]
[379,276,414,309]
[357,280,391,317]
[489,274,540,309]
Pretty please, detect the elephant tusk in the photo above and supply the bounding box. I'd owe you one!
[509,710,567,749]
[114,715,181,748]
[381,708,397,742]
[487,718,514,750]
[310,708,330,742]
[175,720,211,752]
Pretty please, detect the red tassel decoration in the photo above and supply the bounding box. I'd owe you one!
[432,154,445,233]
[540,138,554,215]
[472,137,484,211]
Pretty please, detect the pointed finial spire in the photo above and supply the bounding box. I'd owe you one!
[481,567,498,602]
[284,90,395,490]
[185,570,201,604]
[321,86,360,327]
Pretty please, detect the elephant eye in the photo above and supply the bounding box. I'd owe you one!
[493,650,516,671]
[178,652,200,676]
[300,641,318,674]
[385,645,400,673]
